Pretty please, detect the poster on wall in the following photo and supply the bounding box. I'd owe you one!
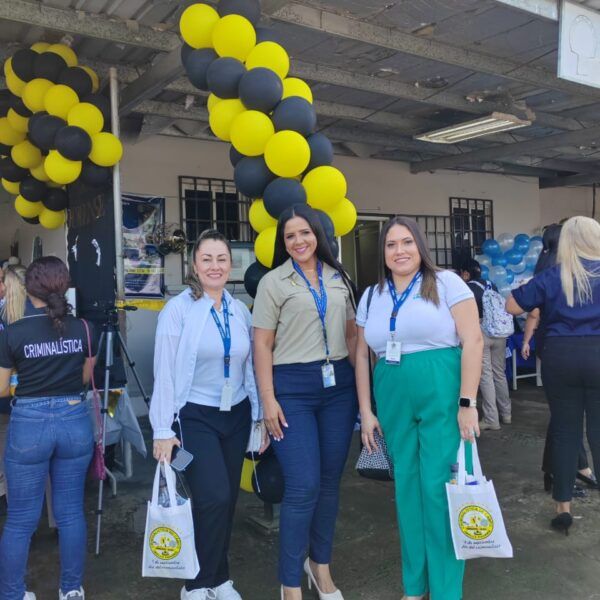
[122,193,165,298]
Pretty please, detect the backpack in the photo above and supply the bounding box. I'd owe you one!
[473,281,514,338]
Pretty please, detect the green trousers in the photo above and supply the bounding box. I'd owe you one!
[374,347,469,600]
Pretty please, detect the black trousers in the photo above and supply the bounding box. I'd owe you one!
[542,337,600,502]
[177,399,251,590]
[541,429,589,474]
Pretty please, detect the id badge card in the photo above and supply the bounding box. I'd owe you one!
[220,380,233,412]
[385,340,402,365]
[321,362,336,388]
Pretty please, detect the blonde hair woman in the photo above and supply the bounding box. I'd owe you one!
[507,216,600,535]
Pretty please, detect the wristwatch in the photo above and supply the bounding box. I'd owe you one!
[458,397,477,408]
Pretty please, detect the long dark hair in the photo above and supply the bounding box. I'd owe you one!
[186,229,232,300]
[25,256,72,332]
[273,204,357,309]
[534,223,562,274]
[378,216,440,306]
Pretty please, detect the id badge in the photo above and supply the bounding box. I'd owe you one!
[321,362,336,388]
[385,340,402,365]
[220,380,233,412]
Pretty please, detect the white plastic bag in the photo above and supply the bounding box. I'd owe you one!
[446,440,513,560]
[142,462,200,578]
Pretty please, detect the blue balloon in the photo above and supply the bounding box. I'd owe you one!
[525,254,539,270]
[506,270,515,285]
[530,236,543,244]
[481,265,489,280]
[514,233,530,245]
[504,249,523,265]
[492,256,508,267]
[482,239,501,257]
[514,239,530,254]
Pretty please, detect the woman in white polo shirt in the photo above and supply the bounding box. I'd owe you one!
[355,216,483,600]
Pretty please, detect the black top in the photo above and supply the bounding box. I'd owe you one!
[0,309,97,398]
[467,278,498,319]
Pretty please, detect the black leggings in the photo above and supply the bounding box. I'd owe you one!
[542,337,600,502]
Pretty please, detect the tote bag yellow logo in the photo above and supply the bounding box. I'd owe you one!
[458,505,494,540]
[149,526,182,560]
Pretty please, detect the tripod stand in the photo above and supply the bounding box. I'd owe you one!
[94,306,150,555]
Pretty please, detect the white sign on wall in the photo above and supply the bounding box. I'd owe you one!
[558,0,600,88]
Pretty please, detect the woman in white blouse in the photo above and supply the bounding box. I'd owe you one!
[150,230,268,600]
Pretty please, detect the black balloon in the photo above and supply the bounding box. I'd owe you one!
[58,67,92,98]
[19,176,47,202]
[34,51,67,83]
[307,133,334,171]
[10,97,32,118]
[255,27,282,44]
[80,161,111,187]
[206,57,246,99]
[314,209,335,240]
[234,156,275,198]
[55,125,92,161]
[22,216,40,225]
[244,261,270,298]
[11,49,37,82]
[0,157,28,182]
[0,143,11,157]
[82,94,111,124]
[229,145,244,167]
[42,187,68,211]
[181,43,194,68]
[272,97,316,136]
[184,48,218,91]
[239,67,283,113]
[217,0,261,25]
[252,454,284,504]
[28,114,66,152]
[263,178,307,218]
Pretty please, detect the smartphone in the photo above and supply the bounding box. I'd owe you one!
[170,447,194,472]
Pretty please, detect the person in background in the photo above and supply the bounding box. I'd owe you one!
[151,229,267,600]
[0,257,96,600]
[253,204,357,600]
[460,259,511,431]
[507,216,600,535]
[357,217,483,600]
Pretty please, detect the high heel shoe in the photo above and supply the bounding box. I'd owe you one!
[551,512,573,536]
[576,471,598,489]
[304,559,343,600]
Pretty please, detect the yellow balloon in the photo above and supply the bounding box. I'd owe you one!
[207,93,222,112]
[208,99,245,141]
[89,132,123,167]
[47,44,78,67]
[30,162,50,182]
[0,117,26,147]
[249,200,277,233]
[212,14,256,61]
[4,59,26,97]
[302,166,347,210]
[22,78,54,113]
[245,42,289,80]
[265,130,310,178]
[180,3,220,49]
[14,195,43,219]
[39,208,66,229]
[325,198,357,237]
[230,111,274,157]
[44,84,80,120]
[7,108,29,134]
[240,458,259,492]
[11,140,42,170]
[1,179,20,195]
[67,102,104,136]
[80,66,100,93]
[255,226,277,268]
[31,42,51,53]
[45,150,82,185]
[282,78,313,103]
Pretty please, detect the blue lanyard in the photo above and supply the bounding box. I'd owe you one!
[210,296,232,379]
[293,260,330,360]
[387,272,421,335]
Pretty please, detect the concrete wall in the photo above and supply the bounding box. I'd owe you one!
[539,186,596,225]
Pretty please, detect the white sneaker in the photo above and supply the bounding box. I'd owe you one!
[24,593,36,600]
[59,588,84,600]
[215,580,242,600]
[180,586,217,600]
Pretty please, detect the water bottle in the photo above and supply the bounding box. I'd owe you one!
[158,480,186,507]
[449,463,459,485]
[9,372,18,397]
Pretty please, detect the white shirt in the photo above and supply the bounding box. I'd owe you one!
[356,270,474,357]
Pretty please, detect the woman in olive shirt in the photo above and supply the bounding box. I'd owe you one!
[253,204,357,600]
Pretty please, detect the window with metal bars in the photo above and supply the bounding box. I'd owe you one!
[449,197,494,268]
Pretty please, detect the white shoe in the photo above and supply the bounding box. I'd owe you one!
[59,588,84,600]
[303,559,344,600]
[24,593,36,600]
[479,420,501,431]
[180,586,217,600]
[214,580,242,599]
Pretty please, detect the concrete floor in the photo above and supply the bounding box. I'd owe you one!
[9,381,600,600]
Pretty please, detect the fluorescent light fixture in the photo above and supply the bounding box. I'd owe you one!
[414,112,532,144]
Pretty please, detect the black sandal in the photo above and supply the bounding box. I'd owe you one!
[576,471,598,488]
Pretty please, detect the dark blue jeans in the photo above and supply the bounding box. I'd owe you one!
[0,396,93,599]
[272,359,358,587]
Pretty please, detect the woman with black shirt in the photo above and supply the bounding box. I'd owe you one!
[0,257,96,600]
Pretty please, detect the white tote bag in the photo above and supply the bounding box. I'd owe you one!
[446,440,513,560]
[142,462,200,579]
